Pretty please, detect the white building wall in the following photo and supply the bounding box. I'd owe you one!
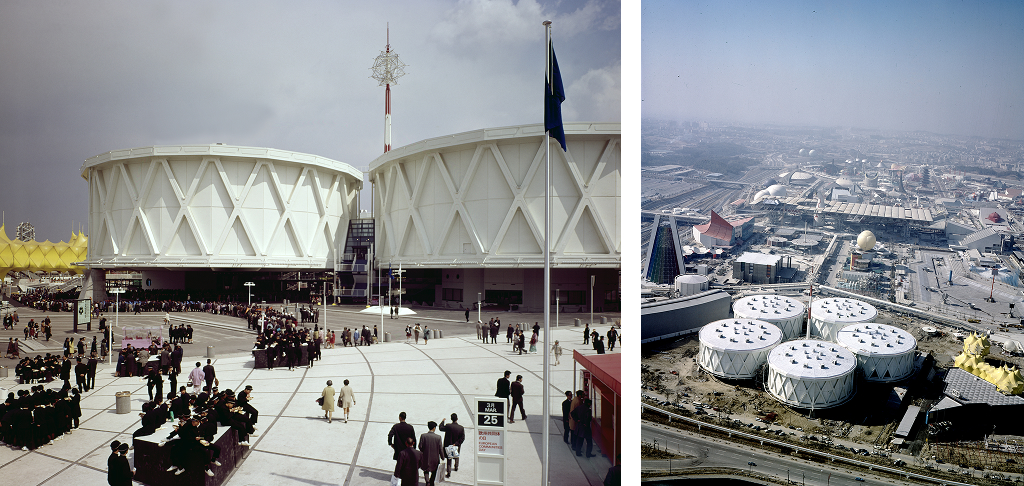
[81,145,362,269]
[369,124,620,268]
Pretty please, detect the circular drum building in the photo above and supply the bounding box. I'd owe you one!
[368,123,620,311]
[836,324,917,382]
[767,339,857,409]
[80,144,363,297]
[733,294,806,340]
[698,319,783,379]
[675,274,709,297]
[809,298,877,342]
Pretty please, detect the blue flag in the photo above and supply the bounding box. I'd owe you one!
[544,40,566,152]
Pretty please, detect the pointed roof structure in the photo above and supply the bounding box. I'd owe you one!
[693,210,734,244]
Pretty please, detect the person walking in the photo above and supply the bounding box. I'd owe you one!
[509,375,526,423]
[388,412,416,460]
[595,336,606,354]
[394,436,420,486]
[418,421,444,486]
[422,325,430,345]
[188,362,205,395]
[413,324,421,344]
[517,332,526,355]
[321,380,336,423]
[203,359,217,391]
[583,323,590,345]
[495,371,511,418]
[552,340,563,365]
[529,330,538,353]
[338,379,356,423]
[465,308,469,322]
[439,413,465,478]
[607,326,618,351]
[490,320,499,344]
[506,322,514,343]
[146,368,164,401]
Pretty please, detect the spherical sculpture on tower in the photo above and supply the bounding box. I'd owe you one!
[856,230,876,252]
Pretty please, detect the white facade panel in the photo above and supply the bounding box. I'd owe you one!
[368,123,620,268]
[767,339,857,409]
[733,294,806,340]
[81,145,362,269]
[836,323,917,382]
[809,297,877,342]
[698,319,783,379]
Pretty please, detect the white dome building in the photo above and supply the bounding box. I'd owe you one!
[698,319,783,379]
[836,324,917,382]
[767,339,857,409]
[675,274,710,297]
[766,184,787,197]
[732,294,806,340]
[810,298,877,341]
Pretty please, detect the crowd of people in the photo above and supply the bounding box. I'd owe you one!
[388,411,465,486]
[130,384,260,477]
[14,353,101,391]
[0,385,83,451]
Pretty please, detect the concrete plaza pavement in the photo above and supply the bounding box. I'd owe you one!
[0,304,620,486]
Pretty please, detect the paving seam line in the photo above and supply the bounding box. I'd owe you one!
[32,379,146,484]
[343,345,376,486]
[219,363,309,486]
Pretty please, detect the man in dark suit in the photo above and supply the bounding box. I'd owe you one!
[203,359,217,390]
[439,413,465,478]
[87,353,99,391]
[510,375,526,423]
[495,371,511,420]
[561,390,574,445]
[388,412,416,460]
[74,358,88,392]
[60,356,72,389]
[394,436,420,486]
[418,421,444,486]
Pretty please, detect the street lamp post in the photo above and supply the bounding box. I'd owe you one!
[477,292,481,324]
[590,275,595,328]
[556,289,559,328]
[109,288,125,365]
[244,282,255,307]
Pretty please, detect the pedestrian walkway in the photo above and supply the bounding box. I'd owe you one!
[0,320,618,485]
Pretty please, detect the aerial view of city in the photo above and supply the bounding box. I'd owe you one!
[640,2,1024,485]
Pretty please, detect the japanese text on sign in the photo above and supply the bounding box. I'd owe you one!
[478,429,504,455]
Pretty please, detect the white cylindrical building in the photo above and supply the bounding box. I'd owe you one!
[836,323,917,382]
[698,319,783,379]
[766,339,857,409]
[675,274,710,297]
[809,298,877,342]
[733,294,806,340]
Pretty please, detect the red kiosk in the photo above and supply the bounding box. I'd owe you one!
[573,349,621,465]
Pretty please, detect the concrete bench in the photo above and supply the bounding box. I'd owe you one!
[133,424,246,486]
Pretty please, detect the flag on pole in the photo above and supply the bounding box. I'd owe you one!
[545,40,566,152]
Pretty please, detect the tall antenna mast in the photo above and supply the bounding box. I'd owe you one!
[370,23,407,153]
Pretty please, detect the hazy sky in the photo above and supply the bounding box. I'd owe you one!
[0,0,620,242]
[643,0,1024,140]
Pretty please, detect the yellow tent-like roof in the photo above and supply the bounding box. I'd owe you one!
[0,225,87,278]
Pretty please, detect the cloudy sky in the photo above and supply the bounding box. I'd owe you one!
[643,1,1024,139]
[0,0,620,242]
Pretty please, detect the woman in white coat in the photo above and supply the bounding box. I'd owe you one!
[338,379,356,423]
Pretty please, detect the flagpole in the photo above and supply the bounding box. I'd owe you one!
[542,19,552,486]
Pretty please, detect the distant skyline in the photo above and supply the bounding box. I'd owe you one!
[0,0,620,242]
[643,1,1024,141]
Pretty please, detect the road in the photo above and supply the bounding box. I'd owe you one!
[641,421,907,486]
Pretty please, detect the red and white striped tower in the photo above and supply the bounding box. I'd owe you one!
[370,24,407,153]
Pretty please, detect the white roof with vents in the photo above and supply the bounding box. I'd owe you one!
[734,295,805,321]
[699,319,784,352]
[810,298,877,323]
[767,339,856,379]
[836,323,916,356]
